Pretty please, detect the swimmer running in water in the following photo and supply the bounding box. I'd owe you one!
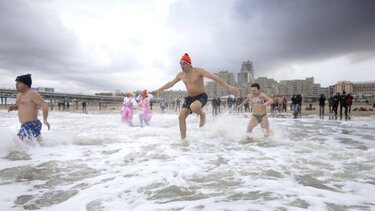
[151,53,239,140]
[237,83,273,141]
[7,74,50,143]
[121,92,137,126]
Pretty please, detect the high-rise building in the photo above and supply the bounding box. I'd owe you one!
[279,77,319,96]
[237,60,254,85]
[217,70,236,86]
[205,70,235,98]
[254,77,279,96]
[353,81,375,95]
[335,81,353,94]
[237,60,255,97]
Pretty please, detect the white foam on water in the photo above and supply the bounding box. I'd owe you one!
[0,110,374,210]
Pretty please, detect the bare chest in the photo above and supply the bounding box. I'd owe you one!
[18,95,34,107]
[181,72,202,85]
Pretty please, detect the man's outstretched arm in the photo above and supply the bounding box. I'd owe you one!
[200,68,239,96]
[151,74,181,95]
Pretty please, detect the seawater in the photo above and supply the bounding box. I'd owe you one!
[0,110,374,211]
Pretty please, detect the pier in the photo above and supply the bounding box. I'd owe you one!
[0,88,124,109]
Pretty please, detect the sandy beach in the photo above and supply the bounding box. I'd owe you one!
[43,101,375,117]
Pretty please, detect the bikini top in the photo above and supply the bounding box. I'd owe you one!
[255,97,264,104]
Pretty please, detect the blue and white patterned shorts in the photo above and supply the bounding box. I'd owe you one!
[17,120,42,140]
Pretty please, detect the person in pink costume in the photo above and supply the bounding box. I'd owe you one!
[137,90,153,127]
[121,92,137,126]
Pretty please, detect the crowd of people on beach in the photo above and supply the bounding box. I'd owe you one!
[6,53,374,145]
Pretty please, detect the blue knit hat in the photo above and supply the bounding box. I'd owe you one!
[15,74,32,87]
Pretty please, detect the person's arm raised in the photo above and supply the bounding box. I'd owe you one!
[151,74,181,95]
[199,68,239,96]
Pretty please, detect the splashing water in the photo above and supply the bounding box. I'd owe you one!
[0,110,374,210]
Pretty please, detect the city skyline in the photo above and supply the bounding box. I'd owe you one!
[1,0,375,94]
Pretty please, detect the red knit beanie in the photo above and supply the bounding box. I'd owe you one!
[180,53,191,65]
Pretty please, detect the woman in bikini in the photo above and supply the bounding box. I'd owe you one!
[238,83,273,141]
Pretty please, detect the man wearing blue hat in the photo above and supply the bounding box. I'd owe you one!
[8,74,50,142]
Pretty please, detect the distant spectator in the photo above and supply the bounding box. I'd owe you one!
[160,100,166,113]
[340,90,348,120]
[282,97,287,113]
[296,94,302,117]
[328,96,334,113]
[82,101,87,114]
[212,98,218,115]
[346,93,353,114]
[319,94,326,118]
[217,97,222,113]
[175,97,181,112]
[291,95,299,118]
[332,93,340,119]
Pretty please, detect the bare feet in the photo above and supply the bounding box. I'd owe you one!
[264,130,273,138]
[199,112,206,127]
[246,136,253,142]
[246,132,253,143]
[240,136,253,144]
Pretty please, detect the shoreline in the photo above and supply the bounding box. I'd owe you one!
[1,102,374,117]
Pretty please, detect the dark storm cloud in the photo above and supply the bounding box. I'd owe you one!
[0,1,140,92]
[1,0,374,92]
[167,0,375,75]
[0,0,81,73]
[233,0,375,60]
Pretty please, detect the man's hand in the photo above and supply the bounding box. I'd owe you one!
[227,85,240,96]
[7,105,16,112]
[44,120,50,130]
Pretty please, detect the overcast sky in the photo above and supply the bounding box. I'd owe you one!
[1,0,375,94]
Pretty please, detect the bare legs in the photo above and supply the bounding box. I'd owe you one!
[247,115,271,141]
[178,100,204,140]
[178,108,190,140]
[190,101,205,127]
[246,117,257,141]
[260,116,272,137]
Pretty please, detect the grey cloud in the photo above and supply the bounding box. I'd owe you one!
[233,0,375,59]
[0,1,142,91]
[0,1,81,73]
[167,0,375,76]
[1,0,375,92]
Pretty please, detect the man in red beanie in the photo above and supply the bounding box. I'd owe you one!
[152,53,239,141]
[8,74,50,142]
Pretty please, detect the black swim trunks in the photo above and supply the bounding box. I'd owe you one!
[182,93,208,113]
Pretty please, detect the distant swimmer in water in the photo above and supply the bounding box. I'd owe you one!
[137,90,153,127]
[151,53,239,141]
[121,92,137,126]
[237,83,273,141]
[7,74,50,143]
